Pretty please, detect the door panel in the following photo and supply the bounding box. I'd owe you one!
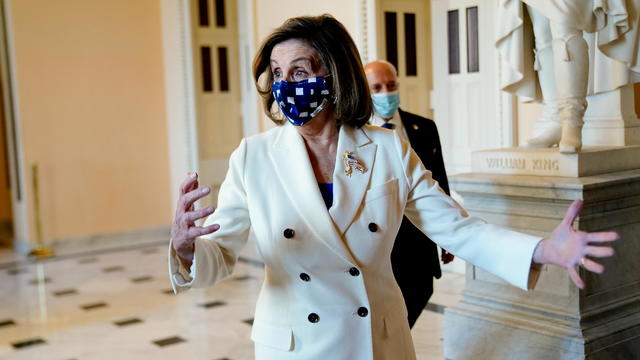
[432,0,506,175]
[191,0,242,207]
[380,0,432,119]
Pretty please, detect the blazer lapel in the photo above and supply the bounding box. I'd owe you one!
[329,126,376,234]
[269,124,357,264]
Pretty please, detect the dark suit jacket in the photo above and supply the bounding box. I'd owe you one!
[391,108,450,285]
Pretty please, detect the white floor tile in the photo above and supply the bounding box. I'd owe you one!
[0,241,465,359]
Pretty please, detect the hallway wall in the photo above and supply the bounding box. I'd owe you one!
[10,0,171,242]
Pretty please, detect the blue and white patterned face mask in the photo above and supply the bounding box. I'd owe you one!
[272,76,332,126]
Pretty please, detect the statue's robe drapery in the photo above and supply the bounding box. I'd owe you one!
[496,0,640,101]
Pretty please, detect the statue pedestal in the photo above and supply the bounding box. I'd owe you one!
[472,146,640,177]
[443,150,640,359]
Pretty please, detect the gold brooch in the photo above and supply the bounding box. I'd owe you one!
[342,151,366,177]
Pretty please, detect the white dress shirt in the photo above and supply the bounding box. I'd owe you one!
[369,111,409,142]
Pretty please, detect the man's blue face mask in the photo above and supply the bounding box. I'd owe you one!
[371,91,400,118]
[272,76,333,126]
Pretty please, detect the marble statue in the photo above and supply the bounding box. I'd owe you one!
[496,0,640,153]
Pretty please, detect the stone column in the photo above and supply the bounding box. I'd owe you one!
[443,156,640,359]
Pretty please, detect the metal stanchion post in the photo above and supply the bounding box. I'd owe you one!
[28,163,53,258]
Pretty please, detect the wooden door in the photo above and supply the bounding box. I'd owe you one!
[379,0,433,119]
[191,0,242,207]
[432,0,509,175]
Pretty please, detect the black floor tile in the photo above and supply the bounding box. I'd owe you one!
[0,319,16,327]
[12,338,46,349]
[102,266,124,273]
[29,277,51,285]
[152,336,186,347]
[54,289,78,297]
[81,302,108,311]
[200,300,226,309]
[114,317,143,327]
[7,268,27,275]
[131,275,153,283]
[78,257,98,264]
[425,302,446,314]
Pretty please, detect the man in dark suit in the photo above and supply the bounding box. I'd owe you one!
[365,60,455,328]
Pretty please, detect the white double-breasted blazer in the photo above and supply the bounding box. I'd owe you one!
[169,123,541,360]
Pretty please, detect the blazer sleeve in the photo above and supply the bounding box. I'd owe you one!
[168,138,251,294]
[394,132,541,290]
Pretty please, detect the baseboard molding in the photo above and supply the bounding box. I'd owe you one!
[13,237,31,255]
[14,225,170,256]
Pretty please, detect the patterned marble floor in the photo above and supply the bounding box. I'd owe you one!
[0,240,464,359]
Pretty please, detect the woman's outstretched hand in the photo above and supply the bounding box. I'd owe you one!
[532,199,618,289]
[171,172,220,269]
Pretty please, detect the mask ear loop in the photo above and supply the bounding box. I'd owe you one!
[320,74,338,104]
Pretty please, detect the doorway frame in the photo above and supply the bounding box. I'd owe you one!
[0,0,30,254]
[160,0,200,210]
[160,0,263,208]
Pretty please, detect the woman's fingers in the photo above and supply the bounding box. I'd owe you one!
[567,266,585,289]
[581,257,605,274]
[562,199,583,227]
[585,231,619,243]
[553,200,619,290]
[181,173,200,211]
[186,177,199,213]
[180,172,198,194]
[584,245,614,258]
[185,207,215,223]
[174,173,199,219]
[181,187,211,211]
[187,224,220,238]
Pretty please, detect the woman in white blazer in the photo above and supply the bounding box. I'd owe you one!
[168,15,618,360]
